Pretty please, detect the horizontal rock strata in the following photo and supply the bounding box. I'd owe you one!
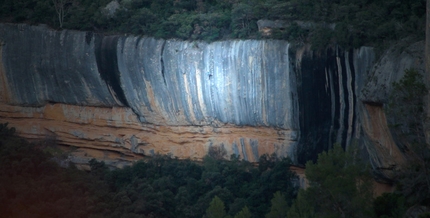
[0,103,294,164]
[2,23,423,181]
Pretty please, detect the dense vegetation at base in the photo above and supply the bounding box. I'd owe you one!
[0,124,298,218]
[2,119,430,217]
[1,68,429,217]
[0,0,425,49]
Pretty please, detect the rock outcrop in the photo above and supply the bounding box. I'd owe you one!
[359,40,426,180]
[1,23,422,179]
[0,24,299,165]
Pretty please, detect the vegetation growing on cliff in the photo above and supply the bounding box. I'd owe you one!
[387,68,427,145]
[0,0,425,48]
[387,69,430,213]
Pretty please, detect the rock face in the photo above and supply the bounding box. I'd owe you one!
[0,24,118,106]
[0,103,289,166]
[359,40,426,180]
[0,24,299,165]
[295,46,375,163]
[0,23,420,178]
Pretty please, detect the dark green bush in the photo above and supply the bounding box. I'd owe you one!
[0,0,425,47]
[0,129,298,218]
[374,193,407,218]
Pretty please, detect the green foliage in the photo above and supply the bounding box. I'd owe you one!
[310,27,334,50]
[234,206,252,218]
[334,22,354,49]
[0,122,16,139]
[281,23,308,43]
[387,68,429,204]
[289,144,374,218]
[192,12,231,41]
[0,127,299,218]
[373,193,407,218]
[205,196,227,218]
[396,141,430,207]
[89,158,109,180]
[391,68,427,107]
[287,189,316,218]
[419,212,430,218]
[388,68,427,143]
[266,191,289,218]
[0,0,425,47]
[115,7,158,35]
[13,124,418,217]
[387,69,430,211]
[230,2,259,39]
[208,145,228,160]
[0,133,299,218]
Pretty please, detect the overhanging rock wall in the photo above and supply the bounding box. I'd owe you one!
[0,24,298,164]
[114,37,297,128]
[0,23,380,168]
[0,24,119,106]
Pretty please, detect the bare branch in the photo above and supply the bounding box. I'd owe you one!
[51,0,74,28]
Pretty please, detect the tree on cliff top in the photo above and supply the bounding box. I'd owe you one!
[288,144,374,218]
[51,0,75,28]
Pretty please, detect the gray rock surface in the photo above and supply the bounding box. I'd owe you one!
[0,24,119,106]
[360,41,425,103]
[4,23,411,171]
[1,24,298,129]
[118,38,297,127]
[358,40,426,180]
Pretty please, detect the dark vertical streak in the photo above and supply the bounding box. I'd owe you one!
[94,35,129,107]
[160,40,167,86]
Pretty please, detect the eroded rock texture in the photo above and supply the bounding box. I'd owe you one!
[360,40,426,180]
[0,103,291,166]
[1,23,417,178]
[0,24,298,165]
[295,46,375,163]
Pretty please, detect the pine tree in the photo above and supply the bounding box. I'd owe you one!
[266,191,288,218]
[234,206,252,218]
[288,144,374,218]
[205,196,227,218]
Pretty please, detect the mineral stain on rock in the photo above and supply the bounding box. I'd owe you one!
[0,24,422,178]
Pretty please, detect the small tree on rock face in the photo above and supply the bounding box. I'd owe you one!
[208,146,227,160]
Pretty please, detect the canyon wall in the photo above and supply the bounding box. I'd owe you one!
[0,23,422,179]
[0,24,298,165]
[360,40,425,180]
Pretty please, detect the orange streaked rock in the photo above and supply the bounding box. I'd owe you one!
[361,103,406,179]
[0,102,296,165]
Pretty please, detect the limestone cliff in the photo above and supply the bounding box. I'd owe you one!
[0,24,298,165]
[360,40,426,180]
[1,23,409,177]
